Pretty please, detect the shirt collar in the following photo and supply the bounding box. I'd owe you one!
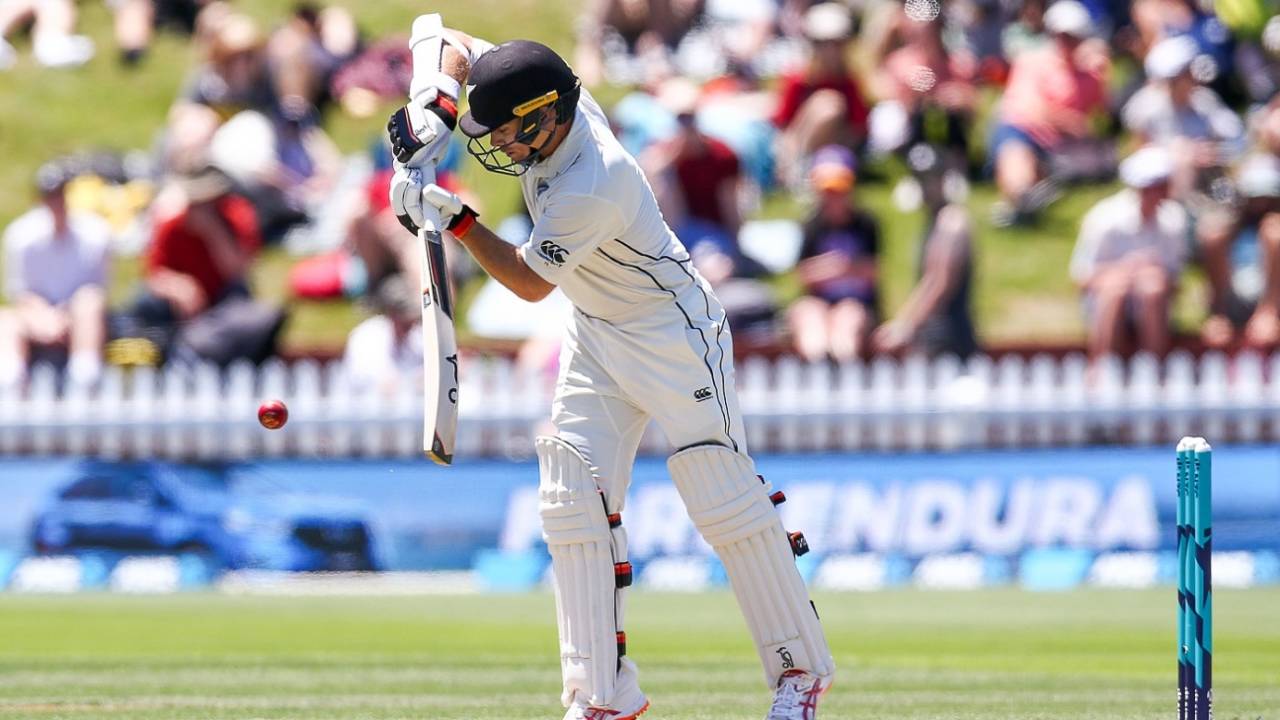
[528,103,586,180]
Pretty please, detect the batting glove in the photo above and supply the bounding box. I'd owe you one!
[386,88,458,168]
[422,183,479,239]
[389,166,478,237]
[390,164,429,234]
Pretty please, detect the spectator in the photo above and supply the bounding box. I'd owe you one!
[168,11,343,240]
[641,79,750,284]
[342,276,422,396]
[787,146,879,362]
[266,3,359,116]
[989,0,1110,226]
[329,34,412,119]
[872,143,979,359]
[1069,147,1188,359]
[1130,0,1199,54]
[1131,0,1235,99]
[945,0,1009,84]
[1002,0,1049,61]
[0,0,93,68]
[772,2,871,189]
[110,0,211,67]
[1200,154,1280,350]
[1122,34,1244,203]
[166,10,275,178]
[0,161,110,389]
[858,0,907,67]
[132,166,283,365]
[176,12,278,124]
[871,9,978,173]
[573,0,706,86]
[1222,5,1280,104]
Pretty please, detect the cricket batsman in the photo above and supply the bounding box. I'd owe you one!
[385,14,834,720]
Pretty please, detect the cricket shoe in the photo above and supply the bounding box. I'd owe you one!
[765,669,826,720]
[563,696,649,720]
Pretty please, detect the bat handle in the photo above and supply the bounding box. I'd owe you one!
[419,207,443,235]
[415,164,444,235]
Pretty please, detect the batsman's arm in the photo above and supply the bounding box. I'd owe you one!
[454,222,556,303]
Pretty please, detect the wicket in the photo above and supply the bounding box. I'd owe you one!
[1176,437,1212,720]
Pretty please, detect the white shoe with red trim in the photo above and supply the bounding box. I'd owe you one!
[563,697,649,720]
[765,669,825,720]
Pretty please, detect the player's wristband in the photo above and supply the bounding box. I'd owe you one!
[427,95,459,132]
[447,204,479,239]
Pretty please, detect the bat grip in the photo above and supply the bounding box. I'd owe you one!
[415,164,444,234]
[419,204,443,235]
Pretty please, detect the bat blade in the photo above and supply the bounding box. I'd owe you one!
[419,216,458,466]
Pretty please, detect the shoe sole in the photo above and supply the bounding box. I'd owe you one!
[583,699,649,720]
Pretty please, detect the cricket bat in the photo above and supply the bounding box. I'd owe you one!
[417,170,459,465]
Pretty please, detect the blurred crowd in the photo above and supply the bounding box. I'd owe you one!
[5,0,1280,391]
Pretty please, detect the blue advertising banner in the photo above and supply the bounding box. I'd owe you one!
[2,447,1278,584]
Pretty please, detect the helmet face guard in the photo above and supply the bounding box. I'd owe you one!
[465,85,579,176]
[466,102,556,176]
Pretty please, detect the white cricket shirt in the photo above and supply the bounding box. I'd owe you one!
[1069,189,1189,285]
[518,89,712,324]
[3,207,111,305]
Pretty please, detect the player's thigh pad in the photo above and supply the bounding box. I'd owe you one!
[668,444,834,687]
[537,436,633,708]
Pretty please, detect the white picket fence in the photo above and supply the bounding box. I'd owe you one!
[2,350,1279,459]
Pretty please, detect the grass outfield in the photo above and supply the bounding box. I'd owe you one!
[1,589,1277,719]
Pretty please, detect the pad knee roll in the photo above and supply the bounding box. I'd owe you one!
[668,444,834,688]
[537,436,631,709]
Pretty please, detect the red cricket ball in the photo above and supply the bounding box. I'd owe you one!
[257,399,289,430]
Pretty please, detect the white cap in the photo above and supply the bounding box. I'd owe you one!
[1119,146,1173,188]
[1044,0,1093,38]
[804,2,853,42]
[1238,154,1280,198]
[1145,35,1198,80]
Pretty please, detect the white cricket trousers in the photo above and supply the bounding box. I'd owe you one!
[551,300,749,502]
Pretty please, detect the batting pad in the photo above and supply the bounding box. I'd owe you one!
[537,436,635,709]
[668,444,835,688]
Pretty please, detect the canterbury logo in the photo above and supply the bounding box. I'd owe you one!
[538,240,569,266]
[693,387,713,402]
[776,646,795,669]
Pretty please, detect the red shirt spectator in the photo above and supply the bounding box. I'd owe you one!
[998,38,1108,149]
[148,193,260,302]
[772,70,870,138]
[671,135,740,226]
[878,32,976,114]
